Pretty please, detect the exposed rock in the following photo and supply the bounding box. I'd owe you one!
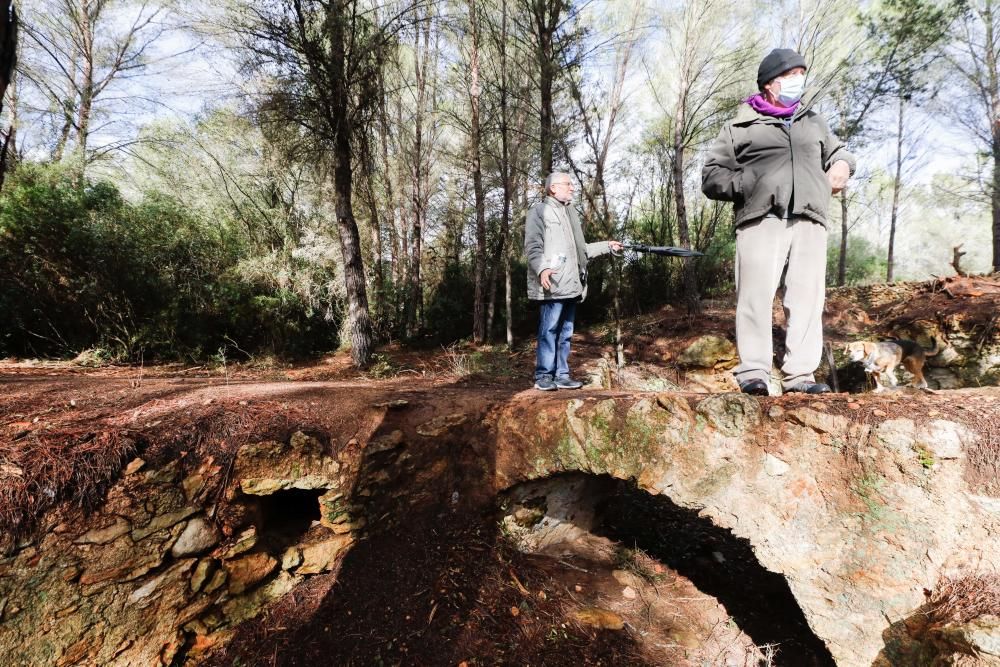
[222,571,299,627]
[935,615,1000,660]
[190,559,215,593]
[572,607,625,630]
[129,560,195,605]
[318,490,350,529]
[695,393,761,437]
[512,506,544,527]
[611,569,643,588]
[290,431,322,452]
[373,399,409,409]
[876,418,917,455]
[501,476,613,556]
[130,506,198,542]
[217,527,258,559]
[237,436,341,496]
[494,391,1000,667]
[203,568,227,594]
[416,413,468,437]
[328,518,364,535]
[79,520,186,590]
[280,547,302,571]
[182,473,206,501]
[223,553,277,595]
[123,458,145,475]
[74,517,130,545]
[171,517,220,558]
[763,453,790,477]
[366,429,404,454]
[787,407,849,435]
[675,334,738,369]
[584,356,614,389]
[916,420,972,460]
[4,377,1000,667]
[297,534,354,575]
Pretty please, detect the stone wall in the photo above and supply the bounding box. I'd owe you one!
[2,388,999,666]
[0,432,358,666]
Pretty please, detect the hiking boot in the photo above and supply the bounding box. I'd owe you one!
[554,376,584,390]
[784,381,831,394]
[739,379,770,396]
[534,377,557,391]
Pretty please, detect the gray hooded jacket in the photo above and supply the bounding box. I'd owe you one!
[525,197,611,301]
[701,102,856,228]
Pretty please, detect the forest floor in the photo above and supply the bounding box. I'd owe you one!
[3,275,1000,665]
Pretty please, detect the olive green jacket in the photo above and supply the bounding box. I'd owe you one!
[524,197,611,301]
[701,103,856,228]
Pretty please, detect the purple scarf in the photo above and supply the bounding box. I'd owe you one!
[746,93,798,118]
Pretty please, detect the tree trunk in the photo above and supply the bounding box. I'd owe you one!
[376,68,401,332]
[838,189,848,286]
[485,0,507,341]
[988,0,1000,272]
[329,0,373,367]
[0,8,16,193]
[672,98,699,314]
[993,138,1000,274]
[406,15,432,338]
[532,0,561,177]
[393,94,408,327]
[887,95,905,283]
[76,0,95,161]
[469,0,487,343]
[0,1,14,97]
[362,141,385,328]
[504,251,513,346]
[487,0,515,341]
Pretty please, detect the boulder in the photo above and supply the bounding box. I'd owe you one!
[675,335,737,369]
[223,553,277,595]
[171,517,220,558]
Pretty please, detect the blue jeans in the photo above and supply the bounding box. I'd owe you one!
[535,299,577,380]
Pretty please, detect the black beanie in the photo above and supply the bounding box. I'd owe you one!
[757,48,807,90]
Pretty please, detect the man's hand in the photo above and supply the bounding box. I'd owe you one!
[609,240,623,252]
[827,160,850,194]
[540,268,554,290]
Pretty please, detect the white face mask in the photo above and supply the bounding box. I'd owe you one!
[775,73,805,105]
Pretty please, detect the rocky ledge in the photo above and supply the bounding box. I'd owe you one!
[1,384,999,666]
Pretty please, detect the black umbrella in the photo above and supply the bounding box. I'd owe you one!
[620,243,704,257]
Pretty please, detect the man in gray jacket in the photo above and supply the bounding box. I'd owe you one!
[702,48,856,396]
[525,172,622,390]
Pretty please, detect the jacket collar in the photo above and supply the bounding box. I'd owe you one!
[545,195,572,208]
[734,98,815,125]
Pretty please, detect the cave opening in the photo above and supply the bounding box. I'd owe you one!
[256,488,324,552]
[593,478,836,667]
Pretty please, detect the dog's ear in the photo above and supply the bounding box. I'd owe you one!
[862,342,875,356]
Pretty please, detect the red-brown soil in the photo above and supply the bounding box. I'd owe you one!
[3,277,1000,665]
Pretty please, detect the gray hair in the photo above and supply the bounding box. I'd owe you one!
[545,172,572,191]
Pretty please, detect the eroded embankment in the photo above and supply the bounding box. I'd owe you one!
[1,380,999,666]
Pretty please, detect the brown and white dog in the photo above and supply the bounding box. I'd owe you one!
[844,337,942,391]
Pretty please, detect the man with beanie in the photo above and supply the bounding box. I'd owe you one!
[702,48,855,396]
[525,172,622,390]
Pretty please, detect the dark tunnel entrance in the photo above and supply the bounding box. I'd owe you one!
[593,478,836,667]
[256,487,324,552]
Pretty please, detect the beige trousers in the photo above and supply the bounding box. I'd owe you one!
[734,215,827,390]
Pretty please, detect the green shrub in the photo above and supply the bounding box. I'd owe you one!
[0,164,341,360]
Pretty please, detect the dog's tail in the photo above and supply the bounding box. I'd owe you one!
[925,336,943,357]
